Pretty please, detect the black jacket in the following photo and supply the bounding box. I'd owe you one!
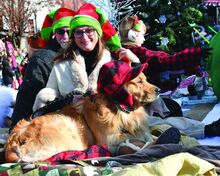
[2,57,15,86]
[10,38,61,128]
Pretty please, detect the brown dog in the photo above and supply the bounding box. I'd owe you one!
[82,73,159,154]
[5,72,159,162]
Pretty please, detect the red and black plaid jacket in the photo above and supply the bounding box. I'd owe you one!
[124,45,202,91]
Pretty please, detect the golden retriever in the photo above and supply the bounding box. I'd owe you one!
[4,73,159,162]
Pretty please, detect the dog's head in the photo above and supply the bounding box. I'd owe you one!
[98,61,160,113]
[125,72,160,108]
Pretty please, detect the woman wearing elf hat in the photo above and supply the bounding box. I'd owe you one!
[33,3,139,111]
[119,15,212,117]
[10,7,75,129]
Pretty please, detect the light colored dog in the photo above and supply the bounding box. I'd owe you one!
[4,73,159,162]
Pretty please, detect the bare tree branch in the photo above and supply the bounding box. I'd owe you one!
[0,0,63,36]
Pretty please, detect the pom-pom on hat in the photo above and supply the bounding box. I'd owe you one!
[97,60,148,113]
[70,3,122,52]
[41,7,74,40]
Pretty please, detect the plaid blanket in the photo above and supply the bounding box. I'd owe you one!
[45,144,110,163]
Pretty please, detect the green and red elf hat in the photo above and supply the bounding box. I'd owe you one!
[41,7,75,40]
[69,3,122,52]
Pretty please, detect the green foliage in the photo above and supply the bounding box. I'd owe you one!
[165,27,176,45]
[131,0,206,53]
[183,7,203,23]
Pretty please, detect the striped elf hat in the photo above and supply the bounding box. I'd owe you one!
[70,3,121,52]
[41,7,74,40]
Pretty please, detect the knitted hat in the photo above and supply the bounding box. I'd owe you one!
[70,3,121,52]
[41,7,74,40]
[97,60,148,113]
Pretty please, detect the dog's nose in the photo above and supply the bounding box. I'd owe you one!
[155,87,161,95]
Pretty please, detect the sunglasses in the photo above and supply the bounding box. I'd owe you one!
[56,29,69,35]
[73,28,95,38]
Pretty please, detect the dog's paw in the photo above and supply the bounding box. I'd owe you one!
[33,88,58,111]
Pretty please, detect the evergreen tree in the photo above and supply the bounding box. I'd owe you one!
[130,0,207,53]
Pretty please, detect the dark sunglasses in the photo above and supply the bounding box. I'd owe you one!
[56,29,69,35]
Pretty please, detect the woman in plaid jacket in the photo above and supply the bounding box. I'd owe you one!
[118,16,220,138]
[119,15,210,92]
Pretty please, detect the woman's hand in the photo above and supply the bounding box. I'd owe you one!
[116,48,140,64]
